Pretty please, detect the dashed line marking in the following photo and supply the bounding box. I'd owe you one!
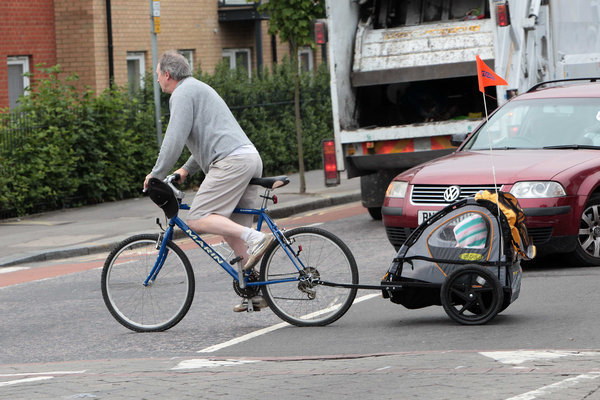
[0,266,29,274]
[481,350,598,365]
[0,376,54,387]
[172,359,260,370]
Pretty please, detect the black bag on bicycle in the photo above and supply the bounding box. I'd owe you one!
[147,177,179,219]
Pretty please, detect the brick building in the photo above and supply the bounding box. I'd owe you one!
[1,0,58,109]
[1,0,322,110]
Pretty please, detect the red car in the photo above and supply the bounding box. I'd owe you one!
[382,79,600,266]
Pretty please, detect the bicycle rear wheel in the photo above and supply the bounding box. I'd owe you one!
[101,234,195,332]
[260,227,358,326]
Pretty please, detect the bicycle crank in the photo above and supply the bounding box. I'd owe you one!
[233,269,261,299]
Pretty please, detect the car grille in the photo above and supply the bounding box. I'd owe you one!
[527,227,553,244]
[385,226,415,249]
[411,185,500,205]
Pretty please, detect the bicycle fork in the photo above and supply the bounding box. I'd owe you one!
[143,226,173,286]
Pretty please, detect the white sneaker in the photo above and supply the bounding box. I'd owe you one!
[244,234,276,270]
[233,296,269,312]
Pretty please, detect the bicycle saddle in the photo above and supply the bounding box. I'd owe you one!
[249,176,290,189]
[147,177,179,219]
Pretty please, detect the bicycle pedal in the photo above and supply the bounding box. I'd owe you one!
[230,255,244,265]
[233,300,262,313]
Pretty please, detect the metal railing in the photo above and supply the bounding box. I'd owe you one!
[0,111,37,219]
[0,111,35,153]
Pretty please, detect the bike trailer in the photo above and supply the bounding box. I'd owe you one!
[381,192,532,324]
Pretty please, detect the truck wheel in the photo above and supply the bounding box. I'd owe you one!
[367,207,382,220]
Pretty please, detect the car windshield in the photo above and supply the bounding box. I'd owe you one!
[463,98,600,150]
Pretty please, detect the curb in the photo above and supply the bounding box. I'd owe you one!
[0,192,361,268]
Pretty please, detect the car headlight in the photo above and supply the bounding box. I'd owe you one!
[386,181,408,198]
[510,181,566,198]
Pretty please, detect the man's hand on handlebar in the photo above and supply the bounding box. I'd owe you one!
[173,168,188,184]
[143,174,153,192]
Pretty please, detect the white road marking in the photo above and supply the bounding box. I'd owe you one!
[198,293,379,353]
[505,373,600,400]
[0,370,87,387]
[480,350,596,365]
[172,359,259,370]
[0,376,54,387]
[198,321,290,353]
[0,266,28,274]
[0,370,86,377]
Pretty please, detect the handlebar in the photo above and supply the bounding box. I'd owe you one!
[165,174,185,200]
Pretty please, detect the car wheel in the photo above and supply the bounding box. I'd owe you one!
[573,194,600,266]
[367,207,382,220]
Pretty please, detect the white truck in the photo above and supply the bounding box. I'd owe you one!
[324,0,600,219]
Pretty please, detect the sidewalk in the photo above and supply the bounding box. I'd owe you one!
[0,170,360,267]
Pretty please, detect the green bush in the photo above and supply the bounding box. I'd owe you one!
[0,59,332,217]
[0,65,157,216]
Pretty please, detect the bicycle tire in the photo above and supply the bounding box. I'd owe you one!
[259,227,358,327]
[101,234,195,332]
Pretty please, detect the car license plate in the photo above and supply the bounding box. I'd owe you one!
[418,210,437,224]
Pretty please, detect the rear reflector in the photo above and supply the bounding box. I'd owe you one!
[496,3,511,27]
[322,139,340,187]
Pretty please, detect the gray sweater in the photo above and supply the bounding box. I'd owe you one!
[150,77,253,178]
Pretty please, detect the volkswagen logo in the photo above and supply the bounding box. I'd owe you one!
[443,185,461,202]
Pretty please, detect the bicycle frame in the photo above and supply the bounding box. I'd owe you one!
[144,189,307,288]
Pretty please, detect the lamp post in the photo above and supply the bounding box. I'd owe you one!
[150,0,162,147]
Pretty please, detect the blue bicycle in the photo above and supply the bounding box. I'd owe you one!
[101,174,358,332]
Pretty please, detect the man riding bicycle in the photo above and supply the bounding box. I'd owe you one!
[143,50,274,312]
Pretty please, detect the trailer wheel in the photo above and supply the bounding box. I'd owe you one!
[440,266,503,325]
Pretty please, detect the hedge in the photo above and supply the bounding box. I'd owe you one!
[0,59,332,217]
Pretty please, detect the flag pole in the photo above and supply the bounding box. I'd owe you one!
[476,54,506,199]
[482,91,499,196]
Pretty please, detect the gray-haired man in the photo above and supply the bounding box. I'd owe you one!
[143,50,274,312]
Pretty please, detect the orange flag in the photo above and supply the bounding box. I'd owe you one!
[476,55,508,93]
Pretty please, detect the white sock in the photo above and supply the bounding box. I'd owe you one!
[241,228,264,244]
[241,227,253,242]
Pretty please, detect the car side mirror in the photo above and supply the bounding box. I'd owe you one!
[450,133,468,147]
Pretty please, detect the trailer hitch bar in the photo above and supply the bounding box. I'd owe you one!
[314,280,438,290]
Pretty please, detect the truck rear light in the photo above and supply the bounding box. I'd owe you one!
[314,20,327,45]
[496,3,511,27]
[322,139,340,187]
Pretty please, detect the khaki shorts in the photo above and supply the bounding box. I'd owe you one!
[187,153,262,228]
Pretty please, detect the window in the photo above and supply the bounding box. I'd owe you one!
[222,48,251,76]
[7,56,30,110]
[219,0,254,5]
[126,52,145,94]
[178,49,194,71]
[298,47,314,72]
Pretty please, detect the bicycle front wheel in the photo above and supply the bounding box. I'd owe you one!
[260,227,358,327]
[101,234,195,332]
